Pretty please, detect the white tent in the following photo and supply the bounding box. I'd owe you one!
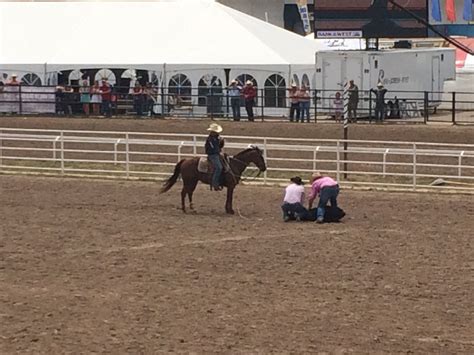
[0,0,321,89]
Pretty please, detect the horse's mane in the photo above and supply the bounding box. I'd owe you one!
[233,146,261,159]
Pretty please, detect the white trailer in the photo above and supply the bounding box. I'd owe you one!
[314,48,456,116]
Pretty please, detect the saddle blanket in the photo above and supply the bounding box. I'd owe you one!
[198,156,230,174]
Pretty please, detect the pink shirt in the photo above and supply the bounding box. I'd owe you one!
[283,183,305,204]
[309,176,338,199]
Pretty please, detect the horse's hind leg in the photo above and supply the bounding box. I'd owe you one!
[181,187,187,213]
[188,180,198,211]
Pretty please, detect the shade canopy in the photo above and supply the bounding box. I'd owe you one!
[0,0,321,68]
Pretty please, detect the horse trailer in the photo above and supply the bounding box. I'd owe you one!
[315,48,456,115]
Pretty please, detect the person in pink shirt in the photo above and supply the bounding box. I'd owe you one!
[281,176,309,222]
[308,171,340,223]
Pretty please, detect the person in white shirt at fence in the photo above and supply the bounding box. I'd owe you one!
[90,80,102,116]
[227,80,242,121]
[281,176,309,222]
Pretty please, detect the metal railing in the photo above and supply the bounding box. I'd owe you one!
[1,85,473,124]
[1,127,474,192]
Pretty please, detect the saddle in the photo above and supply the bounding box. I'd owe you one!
[197,154,230,174]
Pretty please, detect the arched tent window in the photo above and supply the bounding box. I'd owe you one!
[68,70,83,85]
[264,74,286,108]
[121,69,136,80]
[95,69,116,85]
[235,74,258,104]
[302,74,310,89]
[235,74,257,88]
[168,73,191,100]
[198,75,222,106]
[291,74,300,88]
[21,73,42,86]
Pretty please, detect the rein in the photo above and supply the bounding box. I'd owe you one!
[229,155,263,182]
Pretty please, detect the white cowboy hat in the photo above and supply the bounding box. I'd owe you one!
[245,80,253,85]
[11,73,17,77]
[231,79,237,84]
[207,123,223,133]
[377,82,384,88]
[291,83,297,87]
[311,171,323,182]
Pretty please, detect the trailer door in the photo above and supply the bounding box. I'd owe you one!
[431,56,441,103]
[322,57,344,111]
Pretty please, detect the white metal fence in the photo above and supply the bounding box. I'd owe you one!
[1,127,474,192]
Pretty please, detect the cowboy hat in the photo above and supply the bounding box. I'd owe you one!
[290,176,303,185]
[11,73,17,77]
[230,79,237,84]
[377,82,384,88]
[245,80,253,85]
[291,83,297,87]
[311,171,323,182]
[207,123,223,133]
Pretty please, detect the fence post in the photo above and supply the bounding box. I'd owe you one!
[314,89,318,123]
[451,92,456,125]
[18,85,23,115]
[192,135,197,156]
[412,143,416,191]
[263,137,267,184]
[125,133,130,178]
[336,141,341,182]
[383,148,389,178]
[260,88,264,121]
[60,131,64,175]
[458,151,464,177]
[423,91,429,124]
[368,90,372,123]
[0,130,2,169]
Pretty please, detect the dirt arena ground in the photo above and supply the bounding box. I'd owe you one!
[1,174,473,354]
[1,117,474,353]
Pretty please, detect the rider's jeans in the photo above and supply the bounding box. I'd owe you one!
[208,154,222,187]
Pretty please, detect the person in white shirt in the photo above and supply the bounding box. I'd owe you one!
[281,176,309,222]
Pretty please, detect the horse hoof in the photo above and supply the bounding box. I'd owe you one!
[226,209,235,215]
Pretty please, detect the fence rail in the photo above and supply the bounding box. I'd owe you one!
[1,127,474,193]
[0,85,473,124]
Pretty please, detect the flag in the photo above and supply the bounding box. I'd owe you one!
[463,0,473,21]
[431,0,442,21]
[446,0,456,22]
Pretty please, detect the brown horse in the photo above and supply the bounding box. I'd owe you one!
[160,146,267,214]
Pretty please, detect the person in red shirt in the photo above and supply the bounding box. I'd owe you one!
[242,80,256,121]
[100,78,112,117]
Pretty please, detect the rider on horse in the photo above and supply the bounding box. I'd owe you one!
[205,123,224,191]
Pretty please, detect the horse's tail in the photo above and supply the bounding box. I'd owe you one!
[160,159,184,193]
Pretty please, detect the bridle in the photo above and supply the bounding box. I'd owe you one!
[228,150,265,182]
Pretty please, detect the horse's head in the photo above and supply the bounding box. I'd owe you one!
[245,145,267,172]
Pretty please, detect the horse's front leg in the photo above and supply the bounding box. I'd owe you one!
[225,187,235,215]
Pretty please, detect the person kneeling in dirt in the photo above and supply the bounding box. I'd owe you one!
[281,176,309,222]
[308,172,339,224]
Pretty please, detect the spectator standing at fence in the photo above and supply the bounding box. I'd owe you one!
[144,82,157,117]
[298,85,311,123]
[79,78,91,116]
[90,81,102,116]
[228,80,242,121]
[63,85,75,115]
[333,92,344,123]
[7,74,20,86]
[242,80,256,121]
[55,85,66,115]
[100,78,112,118]
[288,83,300,122]
[347,80,359,122]
[371,82,388,122]
[131,82,144,116]
[308,172,340,224]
